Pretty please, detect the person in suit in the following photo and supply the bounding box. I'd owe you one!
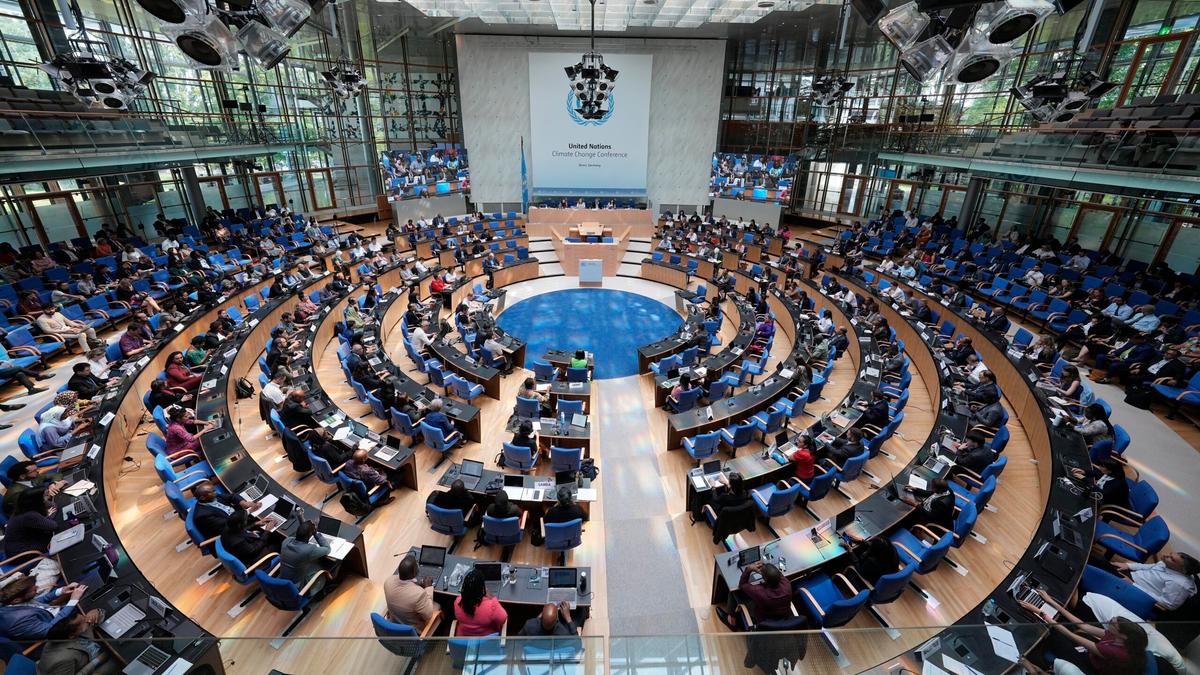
[279,389,320,429]
[384,554,437,627]
[393,391,426,427]
[65,363,107,401]
[421,398,459,440]
[963,371,1000,405]
[279,519,331,596]
[1071,458,1130,510]
[544,487,588,524]
[509,420,537,457]
[943,337,976,366]
[1092,333,1157,384]
[852,537,902,586]
[969,401,1006,430]
[308,427,351,467]
[427,479,476,518]
[192,481,258,540]
[37,609,118,675]
[1117,347,1189,388]
[953,432,995,475]
[857,391,891,430]
[220,509,276,566]
[4,489,58,560]
[0,577,91,640]
[518,602,578,636]
[829,327,850,356]
[901,478,956,530]
[4,461,63,516]
[829,428,866,466]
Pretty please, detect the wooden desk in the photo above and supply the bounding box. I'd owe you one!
[639,259,688,289]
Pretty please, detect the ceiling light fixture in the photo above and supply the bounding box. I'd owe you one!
[39,0,155,109]
[1010,67,1116,122]
[563,0,618,122]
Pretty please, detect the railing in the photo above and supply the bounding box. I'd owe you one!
[7,621,1193,673]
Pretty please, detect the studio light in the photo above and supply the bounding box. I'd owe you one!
[974,0,1055,43]
[236,20,291,69]
[165,15,238,70]
[1010,68,1115,122]
[259,0,312,37]
[130,0,206,25]
[878,2,931,51]
[39,52,155,110]
[899,35,955,82]
[563,0,617,122]
[811,75,855,107]
[947,30,1015,84]
[321,62,367,99]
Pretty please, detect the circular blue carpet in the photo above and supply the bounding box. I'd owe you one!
[497,289,683,379]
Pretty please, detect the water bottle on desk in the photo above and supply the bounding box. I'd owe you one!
[558,411,566,433]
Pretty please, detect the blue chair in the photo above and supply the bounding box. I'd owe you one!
[390,408,422,443]
[446,374,483,402]
[532,359,559,381]
[556,398,584,416]
[831,450,869,486]
[864,559,918,608]
[1094,516,1169,562]
[17,429,58,468]
[550,446,584,473]
[365,391,389,420]
[720,421,756,455]
[750,406,786,441]
[3,653,36,675]
[480,513,527,556]
[253,567,329,639]
[419,421,462,466]
[679,345,699,367]
[153,453,213,490]
[794,468,836,508]
[718,365,748,390]
[212,538,279,616]
[950,475,997,513]
[794,572,870,666]
[543,518,584,565]
[683,431,722,463]
[705,379,729,401]
[566,367,589,383]
[889,528,954,574]
[371,611,441,661]
[1100,480,1159,526]
[775,390,809,420]
[336,473,392,523]
[515,396,542,418]
[957,455,1006,490]
[667,386,702,413]
[426,503,475,546]
[750,480,802,522]
[151,405,170,434]
[502,442,539,472]
[1079,565,1159,620]
[306,452,343,504]
[649,355,680,376]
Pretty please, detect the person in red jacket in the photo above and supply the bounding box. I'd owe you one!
[164,351,202,391]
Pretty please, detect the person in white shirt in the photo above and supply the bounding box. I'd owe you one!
[817,313,834,334]
[1066,253,1091,271]
[877,258,897,274]
[961,354,989,384]
[413,259,429,275]
[838,288,858,309]
[35,307,97,353]
[160,237,180,252]
[1113,552,1199,610]
[410,322,434,353]
[1021,264,1045,288]
[261,370,288,407]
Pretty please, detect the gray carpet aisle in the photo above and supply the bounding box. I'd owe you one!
[598,375,700,636]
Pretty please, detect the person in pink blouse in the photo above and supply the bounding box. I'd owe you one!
[453,569,508,636]
[165,351,202,391]
[164,406,216,455]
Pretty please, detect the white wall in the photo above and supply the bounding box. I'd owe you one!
[456,34,724,208]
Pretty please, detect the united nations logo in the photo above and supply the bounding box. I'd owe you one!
[567,89,615,127]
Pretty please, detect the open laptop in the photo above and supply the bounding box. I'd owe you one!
[547,567,578,608]
[474,562,503,590]
[49,523,86,555]
[262,498,295,531]
[417,545,447,578]
[458,459,485,490]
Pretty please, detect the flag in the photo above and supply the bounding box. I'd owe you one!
[520,136,529,213]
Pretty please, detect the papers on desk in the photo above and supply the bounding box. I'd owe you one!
[1048,396,1071,407]
[829,412,851,428]
[375,446,400,462]
[862,367,881,378]
[64,480,95,497]
[98,412,115,428]
[248,494,278,517]
[576,488,597,502]
[324,535,354,561]
[332,426,352,441]
[922,660,951,675]
[908,475,928,491]
[941,655,983,675]
[503,486,525,501]
[535,383,552,393]
[986,624,1020,663]
[172,323,185,333]
[200,380,218,392]
[779,368,794,379]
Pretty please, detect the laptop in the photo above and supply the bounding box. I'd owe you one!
[318,514,342,537]
[737,545,762,568]
[474,562,503,589]
[547,567,579,608]
[835,505,856,532]
[458,459,485,490]
[417,545,447,577]
[49,523,86,555]
[555,470,577,485]
[1052,512,1084,549]
[59,443,89,464]
[262,498,295,531]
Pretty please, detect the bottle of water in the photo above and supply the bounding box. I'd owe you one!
[558,411,566,433]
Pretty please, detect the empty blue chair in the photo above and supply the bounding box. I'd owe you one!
[720,421,756,455]
[371,611,439,660]
[831,449,869,485]
[706,379,729,402]
[253,568,327,638]
[532,359,559,381]
[865,559,918,608]
[427,503,474,539]
[1094,516,1169,562]
[543,518,584,565]
[566,367,589,383]
[889,528,954,574]
[751,406,786,441]
[683,431,722,463]
[649,355,680,376]
[213,538,279,615]
[154,453,213,490]
[950,475,997,513]
[446,374,483,402]
[794,468,836,505]
[18,429,58,468]
[515,396,541,418]
[550,446,583,473]
[502,442,539,472]
[750,480,802,521]
[796,572,869,629]
[390,408,422,443]
[556,398,584,416]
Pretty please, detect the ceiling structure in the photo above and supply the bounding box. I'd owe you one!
[388,0,821,30]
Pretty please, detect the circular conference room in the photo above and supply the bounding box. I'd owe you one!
[2,0,1200,673]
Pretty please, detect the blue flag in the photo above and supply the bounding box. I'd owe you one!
[520,136,529,213]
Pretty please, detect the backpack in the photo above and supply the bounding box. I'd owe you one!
[340,492,371,517]
[579,458,598,481]
[235,377,255,400]
[1124,384,1152,410]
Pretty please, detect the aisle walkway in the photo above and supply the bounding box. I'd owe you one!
[598,375,699,636]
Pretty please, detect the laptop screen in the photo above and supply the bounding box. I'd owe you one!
[503,475,524,487]
[835,505,855,531]
[474,562,502,582]
[318,514,341,536]
[702,460,722,476]
[419,545,447,567]
[461,459,484,477]
[555,471,576,485]
[273,499,295,519]
[548,567,577,588]
[737,546,762,568]
[385,435,402,449]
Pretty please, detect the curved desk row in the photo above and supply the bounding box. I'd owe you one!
[195,271,371,577]
[826,265,1096,673]
[652,297,757,408]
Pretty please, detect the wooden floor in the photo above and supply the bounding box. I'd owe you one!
[107,235,1046,674]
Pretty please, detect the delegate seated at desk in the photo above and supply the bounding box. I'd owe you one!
[518,602,578,636]
[455,569,508,636]
[715,562,797,631]
[856,391,891,429]
[193,480,260,540]
[0,577,95,641]
[220,509,278,566]
[280,519,332,597]
[422,399,459,440]
[898,477,955,531]
[544,488,588,525]
[518,378,553,417]
[385,554,438,627]
[280,389,320,429]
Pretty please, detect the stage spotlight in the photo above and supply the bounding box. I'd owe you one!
[130,0,206,24]
[947,30,1015,83]
[165,15,238,70]
[899,35,955,82]
[321,63,367,99]
[812,75,855,107]
[975,0,1055,44]
[878,2,931,50]
[39,52,155,110]
[259,0,311,37]
[236,21,290,69]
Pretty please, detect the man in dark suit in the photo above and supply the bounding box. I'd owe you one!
[192,480,258,540]
[953,432,994,475]
[65,362,106,400]
[969,401,1005,430]
[1112,346,1188,388]
[857,391,891,430]
[279,519,332,596]
[544,488,588,524]
[280,389,320,429]
[901,478,956,530]
[829,327,849,356]
[944,337,976,366]
[964,371,1000,405]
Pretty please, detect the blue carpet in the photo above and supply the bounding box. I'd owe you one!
[496,289,682,379]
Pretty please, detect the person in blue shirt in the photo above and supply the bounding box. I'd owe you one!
[421,398,460,442]
[1102,295,1134,323]
[1123,304,1161,334]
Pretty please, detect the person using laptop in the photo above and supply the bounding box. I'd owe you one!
[393,391,426,427]
[279,519,332,597]
[36,608,117,674]
[309,427,352,468]
[900,477,956,531]
[453,569,508,636]
[3,461,64,517]
[0,576,92,640]
[518,602,577,636]
[280,389,320,430]
[421,399,459,442]
[715,561,796,630]
[4,490,64,590]
[220,509,277,566]
[384,554,437,628]
[951,432,995,475]
[544,488,588,526]
[485,491,520,520]
[65,362,108,401]
[191,481,260,541]
[427,480,476,521]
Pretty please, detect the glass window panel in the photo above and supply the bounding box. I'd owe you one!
[1164,223,1200,274]
[1120,211,1172,263]
[1074,208,1118,250]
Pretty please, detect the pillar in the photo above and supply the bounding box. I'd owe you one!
[181,166,206,224]
[957,176,986,229]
